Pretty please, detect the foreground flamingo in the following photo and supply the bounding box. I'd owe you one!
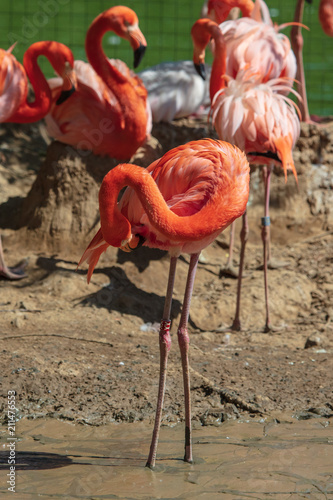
[192,18,300,331]
[291,0,333,122]
[0,41,76,279]
[78,138,250,467]
[45,6,151,160]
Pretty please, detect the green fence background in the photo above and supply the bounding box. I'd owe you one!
[1,0,332,116]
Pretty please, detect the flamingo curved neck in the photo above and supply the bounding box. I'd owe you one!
[99,161,246,248]
[10,43,52,122]
[85,16,128,87]
[207,23,227,101]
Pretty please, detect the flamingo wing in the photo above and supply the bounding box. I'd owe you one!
[0,48,27,122]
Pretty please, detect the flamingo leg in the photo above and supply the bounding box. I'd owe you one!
[231,210,249,331]
[221,221,238,277]
[291,0,311,123]
[177,252,200,463]
[146,256,177,469]
[262,165,272,332]
[0,235,27,280]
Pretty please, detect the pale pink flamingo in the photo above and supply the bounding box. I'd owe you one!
[45,6,151,160]
[291,0,333,123]
[192,18,300,331]
[0,41,76,279]
[78,138,250,467]
[202,1,299,274]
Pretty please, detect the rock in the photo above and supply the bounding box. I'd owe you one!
[304,334,322,349]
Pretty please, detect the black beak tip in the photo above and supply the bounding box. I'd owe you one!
[194,63,206,80]
[134,43,146,69]
[56,85,76,105]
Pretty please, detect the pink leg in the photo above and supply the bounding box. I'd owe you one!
[291,0,311,123]
[231,210,249,331]
[146,256,177,469]
[222,221,238,277]
[262,166,272,332]
[177,252,200,463]
[0,235,27,280]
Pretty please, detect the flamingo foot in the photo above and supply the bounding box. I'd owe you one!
[257,257,289,271]
[219,263,239,278]
[0,260,28,280]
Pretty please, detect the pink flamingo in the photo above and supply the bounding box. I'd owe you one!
[0,41,76,279]
[202,1,299,275]
[192,18,300,331]
[291,0,333,123]
[78,138,250,467]
[45,6,151,160]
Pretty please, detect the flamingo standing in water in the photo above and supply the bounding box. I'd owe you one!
[0,41,76,280]
[291,0,333,123]
[192,18,300,331]
[78,138,250,467]
[45,5,151,160]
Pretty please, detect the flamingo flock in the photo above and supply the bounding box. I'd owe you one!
[1,0,332,467]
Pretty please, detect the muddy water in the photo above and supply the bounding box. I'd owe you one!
[0,415,332,499]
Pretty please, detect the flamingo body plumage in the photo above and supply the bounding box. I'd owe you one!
[220,17,297,87]
[0,45,27,122]
[138,61,211,122]
[79,138,250,280]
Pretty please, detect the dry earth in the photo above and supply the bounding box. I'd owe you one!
[0,118,332,428]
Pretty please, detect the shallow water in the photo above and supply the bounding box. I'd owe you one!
[0,415,332,499]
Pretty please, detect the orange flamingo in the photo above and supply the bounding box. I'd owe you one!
[0,41,76,280]
[2,41,76,124]
[78,138,250,467]
[291,0,333,123]
[192,18,300,331]
[45,6,151,160]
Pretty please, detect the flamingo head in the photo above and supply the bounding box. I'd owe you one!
[191,19,213,80]
[51,43,77,105]
[103,6,147,68]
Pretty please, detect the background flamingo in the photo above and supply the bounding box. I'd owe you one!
[0,41,76,280]
[45,6,151,160]
[291,0,333,123]
[78,138,250,468]
[192,18,300,331]
[138,61,212,122]
[202,0,299,275]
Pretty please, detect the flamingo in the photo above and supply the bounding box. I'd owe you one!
[0,41,76,280]
[138,61,212,122]
[202,1,299,275]
[192,18,300,331]
[291,0,333,123]
[45,5,151,160]
[78,138,250,467]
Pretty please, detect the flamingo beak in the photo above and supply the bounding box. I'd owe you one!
[194,63,206,80]
[56,63,77,105]
[120,234,145,252]
[133,43,146,68]
[128,25,147,68]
